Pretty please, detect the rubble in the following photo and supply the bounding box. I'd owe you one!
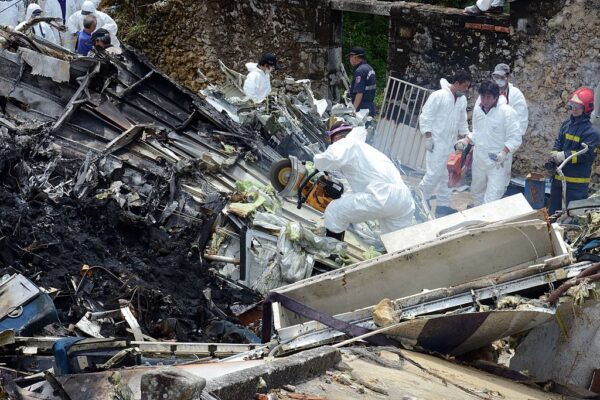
[1,8,600,400]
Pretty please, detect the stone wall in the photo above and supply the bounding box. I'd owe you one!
[510,0,600,177]
[113,0,342,96]
[384,0,599,178]
[111,0,598,177]
[387,3,514,88]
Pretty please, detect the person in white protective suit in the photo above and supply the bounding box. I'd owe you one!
[328,118,368,142]
[456,81,521,206]
[243,53,279,103]
[67,0,120,48]
[464,0,504,15]
[43,0,87,49]
[16,4,58,45]
[313,122,415,241]
[418,70,471,218]
[0,0,25,28]
[475,63,528,188]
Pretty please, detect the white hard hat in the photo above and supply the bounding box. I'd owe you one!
[81,1,96,13]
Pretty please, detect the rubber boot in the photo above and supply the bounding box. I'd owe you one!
[326,229,345,241]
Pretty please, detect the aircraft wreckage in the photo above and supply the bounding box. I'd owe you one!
[2,26,600,400]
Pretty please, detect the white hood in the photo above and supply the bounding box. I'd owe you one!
[440,78,451,91]
[25,3,41,20]
[246,62,259,73]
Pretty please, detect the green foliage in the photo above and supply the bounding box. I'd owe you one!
[124,19,147,42]
[342,0,475,106]
[342,12,389,106]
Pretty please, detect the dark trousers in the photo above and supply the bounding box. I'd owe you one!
[548,179,589,215]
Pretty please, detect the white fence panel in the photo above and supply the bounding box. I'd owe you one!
[373,77,432,172]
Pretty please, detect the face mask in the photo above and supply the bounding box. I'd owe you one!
[495,79,507,87]
[455,91,465,98]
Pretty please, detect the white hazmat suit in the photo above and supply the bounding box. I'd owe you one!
[475,82,528,187]
[470,103,521,205]
[243,63,271,103]
[43,0,96,49]
[476,0,504,11]
[346,126,367,142]
[313,136,415,235]
[67,0,120,48]
[418,78,469,207]
[0,0,25,28]
[16,4,58,45]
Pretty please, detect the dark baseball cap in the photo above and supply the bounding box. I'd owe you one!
[348,46,366,57]
[90,28,110,41]
[259,53,282,69]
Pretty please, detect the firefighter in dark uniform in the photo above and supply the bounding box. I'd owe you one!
[348,47,376,117]
[548,87,600,214]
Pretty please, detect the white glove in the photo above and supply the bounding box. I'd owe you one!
[494,150,508,167]
[455,137,471,151]
[552,151,566,164]
[424,137,434,152]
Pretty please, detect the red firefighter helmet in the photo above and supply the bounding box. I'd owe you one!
[569,87,595,114]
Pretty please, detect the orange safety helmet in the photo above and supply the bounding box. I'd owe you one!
[569,87,595,114]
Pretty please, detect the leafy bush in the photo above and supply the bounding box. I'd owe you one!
[342,12,389,106]
[342,0,475,106]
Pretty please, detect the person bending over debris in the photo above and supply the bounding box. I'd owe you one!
[314,122,415,241]
[67,0,120,49]
[418,70,471,218]
[76,15,96,55]
[464,0,505,15]
[456,81,521,206]
[16,4,58,45]
[90,28,122,55]
[548,87,600,215]
[348,46,376,117]
[475,63,528,189]
[243,53,280,103]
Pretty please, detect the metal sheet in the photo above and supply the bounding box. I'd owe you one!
[0,275,40,320]
[381,194,535,253]
[388,309,555,356]
[272,217,568,330]
[277,262,588,353]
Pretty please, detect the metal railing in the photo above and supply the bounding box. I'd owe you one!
[373,77,432,172]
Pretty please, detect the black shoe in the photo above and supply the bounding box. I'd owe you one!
[464,5,484,15]
[326,229,345,241]
[435,206,458,218]
[489,6,504,14]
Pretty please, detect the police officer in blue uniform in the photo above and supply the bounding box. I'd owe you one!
[348,47,376,117]
[548,87,600,215]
